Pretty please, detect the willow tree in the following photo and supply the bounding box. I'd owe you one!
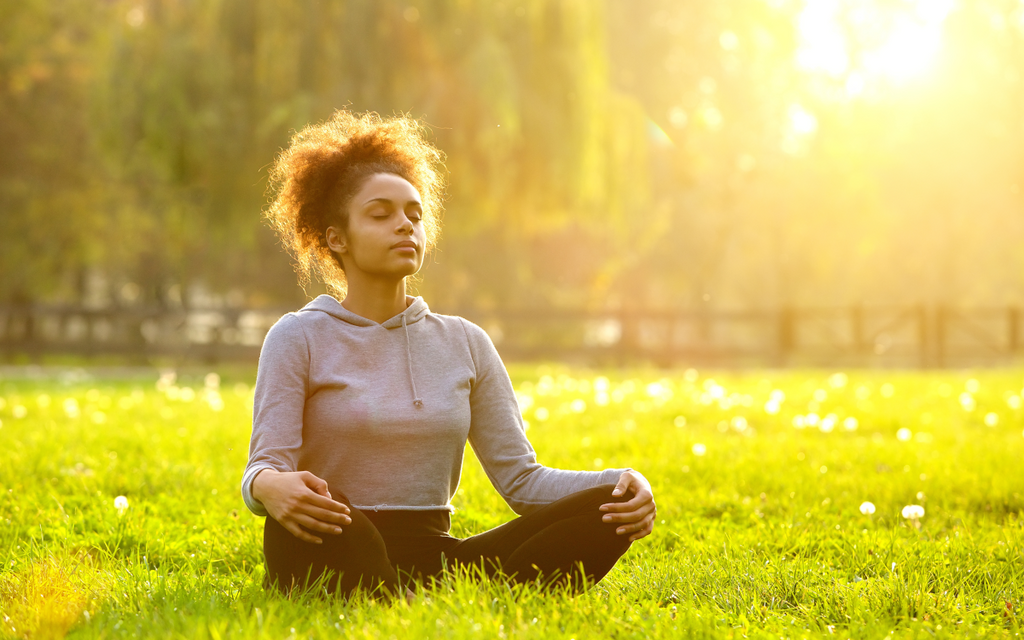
[91,0,652,308]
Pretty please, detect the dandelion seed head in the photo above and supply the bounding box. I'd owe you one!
[959,392,976,412]
[1006,394,1021,410]
[764,400,781,415]
[896,427,913,442]
[792,415,806,429]
[692,442,707,456]
[114,496,129,511]
[859,501,876,515]
[569,399,587,413]
[901,504,925,519]
[820,414,837,433]
[828,372,848,389]
[843,416,859,431]
[63,398,80,419]
[984,412,999,427]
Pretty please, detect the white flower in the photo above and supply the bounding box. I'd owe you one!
[114,496,129,512]
[896,428,912,442]
[691,443,707,456]
[901,504,925,519]
[204,372,220,389]
[859,501,876,515]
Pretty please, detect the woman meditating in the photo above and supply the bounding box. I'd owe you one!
[241,110,656,597]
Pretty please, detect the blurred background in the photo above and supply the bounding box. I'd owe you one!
[1,0,1023,366]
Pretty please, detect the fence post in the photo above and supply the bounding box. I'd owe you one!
[777,306,794,365]
[935,305,946,368]
[851,304,864,358]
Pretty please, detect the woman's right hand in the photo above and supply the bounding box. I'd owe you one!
[251,469,352,544]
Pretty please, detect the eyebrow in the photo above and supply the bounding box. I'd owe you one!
[360,197,422,208]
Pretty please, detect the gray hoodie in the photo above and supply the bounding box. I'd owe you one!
[241,295,627,518]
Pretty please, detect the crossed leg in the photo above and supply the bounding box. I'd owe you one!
[443,484,634,591]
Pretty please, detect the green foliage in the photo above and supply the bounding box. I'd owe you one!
[3,1,1024,310]
[0,366,1022,638]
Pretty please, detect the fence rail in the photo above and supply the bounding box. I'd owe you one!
[0,303,1021,367]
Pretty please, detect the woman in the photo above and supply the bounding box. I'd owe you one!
[241,110,656,598]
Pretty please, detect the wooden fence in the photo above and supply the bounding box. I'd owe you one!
[0,303,1021,367]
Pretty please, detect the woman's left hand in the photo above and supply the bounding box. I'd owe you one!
[600,470,656,541]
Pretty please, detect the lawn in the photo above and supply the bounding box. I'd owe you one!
[0,365,1022,639]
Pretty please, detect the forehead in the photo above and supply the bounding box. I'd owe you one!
[354,173,421,205]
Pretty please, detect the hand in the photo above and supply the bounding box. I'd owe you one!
[599,470,656,542]
[251,469,352,544]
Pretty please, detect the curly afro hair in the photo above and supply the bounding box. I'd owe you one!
[264,110,446,297]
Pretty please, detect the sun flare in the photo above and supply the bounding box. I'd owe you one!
[795,0,956,93]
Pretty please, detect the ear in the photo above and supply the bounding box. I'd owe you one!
[325,226,347,254]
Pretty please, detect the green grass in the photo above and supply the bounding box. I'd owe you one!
[1,365,1022,639]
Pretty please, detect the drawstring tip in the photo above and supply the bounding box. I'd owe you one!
[413,399,423,408]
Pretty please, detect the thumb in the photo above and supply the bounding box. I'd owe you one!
[612,473,631,497]
[302,472,330,497]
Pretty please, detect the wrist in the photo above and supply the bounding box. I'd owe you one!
[251,468,278,503]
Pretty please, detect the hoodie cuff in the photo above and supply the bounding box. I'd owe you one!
[241,465,273,517]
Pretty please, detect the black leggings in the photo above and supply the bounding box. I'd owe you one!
[263,484,634,597]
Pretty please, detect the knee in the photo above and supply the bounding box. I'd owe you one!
[590,483,635,505]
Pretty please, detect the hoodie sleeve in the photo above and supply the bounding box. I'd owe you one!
[240,313,310,516]
[460,319,630,515]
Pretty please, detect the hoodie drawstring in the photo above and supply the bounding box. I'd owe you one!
[402,314,423,408]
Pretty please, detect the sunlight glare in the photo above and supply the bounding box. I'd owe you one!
[795,0,956,89]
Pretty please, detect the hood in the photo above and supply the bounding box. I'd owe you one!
[301,294,430,408]
[302,294,430,328]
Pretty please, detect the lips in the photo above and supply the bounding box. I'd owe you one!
[391,241,418,251]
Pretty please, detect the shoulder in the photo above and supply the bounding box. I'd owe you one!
[262,311,310,350]
[428,313,492,347]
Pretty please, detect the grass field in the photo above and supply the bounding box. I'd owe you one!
[0,365,1022,639]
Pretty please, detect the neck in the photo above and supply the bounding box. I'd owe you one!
[341,275,410,324]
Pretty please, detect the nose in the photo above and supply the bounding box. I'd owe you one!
[397,214,414,235]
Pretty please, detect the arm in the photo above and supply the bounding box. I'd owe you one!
[241,314,349,543]
[460,319,628,515]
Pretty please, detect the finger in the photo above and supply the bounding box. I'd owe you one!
[294,512,344,536]
[301,504,352,526]
[618,512,656,537]
[600,489,653,513]
[284,520,323,544]
[629,518,655,542]
[304,492,351,515]
[610,474,632,498]
[601,498,656,520]
[300,471,334,498]
[603,506,656,526]
[614,518,648,536]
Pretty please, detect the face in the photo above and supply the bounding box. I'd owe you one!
[326,173,426,282]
